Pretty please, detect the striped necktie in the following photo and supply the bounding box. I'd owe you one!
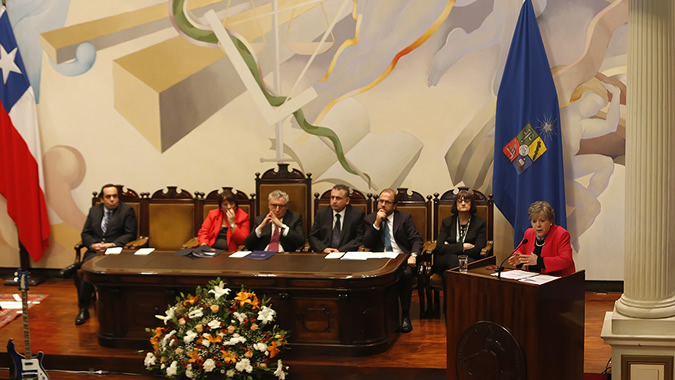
[101,209,111,235]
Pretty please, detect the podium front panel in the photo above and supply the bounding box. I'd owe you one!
[445,261,585,380]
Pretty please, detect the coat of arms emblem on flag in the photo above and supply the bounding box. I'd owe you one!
[502,123,549,174]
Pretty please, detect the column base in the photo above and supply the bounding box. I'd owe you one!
[615,293,675,319]
[601,311,675,380]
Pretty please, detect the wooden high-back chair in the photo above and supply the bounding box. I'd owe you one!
[255,164,312,239]
[146,187,195,251]
[392,188,433,242]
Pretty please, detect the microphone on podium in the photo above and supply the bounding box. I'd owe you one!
[495,239,528,279]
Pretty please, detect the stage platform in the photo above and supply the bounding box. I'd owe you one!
[0,277,617,379]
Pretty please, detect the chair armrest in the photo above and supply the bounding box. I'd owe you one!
[74,241,85,263]
[480,240,494,257]
[182,237,200,249]
[418,241,436,276]
[124,237,148,249]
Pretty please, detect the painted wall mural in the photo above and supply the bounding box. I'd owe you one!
[0,0,627,280]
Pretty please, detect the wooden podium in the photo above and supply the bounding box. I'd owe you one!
[445,256,585,380]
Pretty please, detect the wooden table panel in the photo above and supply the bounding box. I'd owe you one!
[83,251,406,356]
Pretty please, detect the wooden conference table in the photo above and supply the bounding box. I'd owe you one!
[82,250,407,356]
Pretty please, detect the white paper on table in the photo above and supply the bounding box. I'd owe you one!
[134,248,155,255]
[490,270,538,280]
[340,252,369,260]
[229,251,251,258]
[105,247,123,254]
[518,274,559,285]
[369,252,399,259]
[324,252,345,259]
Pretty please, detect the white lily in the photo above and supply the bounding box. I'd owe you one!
[208,281,231,300]
[154,306,176,325]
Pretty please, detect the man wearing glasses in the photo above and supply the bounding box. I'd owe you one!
[245,190,305,252]
[363,189,423,333]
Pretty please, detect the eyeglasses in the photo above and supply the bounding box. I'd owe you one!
[378,200,394,205]
[269,203,288,209]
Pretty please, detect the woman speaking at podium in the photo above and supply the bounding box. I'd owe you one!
[507,201,575,276]
[198,189,250,251]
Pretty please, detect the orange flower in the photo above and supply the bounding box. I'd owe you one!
[195,324,203,333]
[183,294,199,306]
[220,350,238,364]
[210,304,219,313]
[250,323,259,331]
[250,295,261,310]
[206,334,222,344]
[268,341,280,358]
[188,349,200,363]
[150,327,164,351]
[234,291,253,307]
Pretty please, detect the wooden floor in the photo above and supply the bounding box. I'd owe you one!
[0,277,619,379]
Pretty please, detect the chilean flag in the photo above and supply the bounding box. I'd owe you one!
[0,7,49,262]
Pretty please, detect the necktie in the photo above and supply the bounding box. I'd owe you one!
[331,214,342,248]
[268,225,281,252]
[383,219,393,252]
[101,209,111,235]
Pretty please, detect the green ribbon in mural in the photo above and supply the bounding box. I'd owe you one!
[170,0,371,185]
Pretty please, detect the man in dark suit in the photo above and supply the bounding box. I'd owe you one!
[62,184,137,325]
[244,190,305,252]
[363,188,423,333]
[309,184,365,253]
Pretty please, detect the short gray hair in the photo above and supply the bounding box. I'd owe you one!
[528,201,555,222]
[268,190,290,203]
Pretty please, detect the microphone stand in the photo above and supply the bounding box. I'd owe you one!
[495,239,528,279]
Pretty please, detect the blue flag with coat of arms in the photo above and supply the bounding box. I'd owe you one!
[493,0,566,246]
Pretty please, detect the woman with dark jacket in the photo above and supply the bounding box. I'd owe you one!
[432,189,487,274]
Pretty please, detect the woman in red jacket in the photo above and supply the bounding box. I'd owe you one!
[507,201,575,276]
[198,190,250,251]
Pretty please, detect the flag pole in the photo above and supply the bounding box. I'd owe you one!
[3,242,44,287]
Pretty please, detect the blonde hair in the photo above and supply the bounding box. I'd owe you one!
[528,201,555,222]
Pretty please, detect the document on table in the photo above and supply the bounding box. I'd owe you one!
[490,270,538,280]
[229,251,251,258]
[105,247,123,255]
[134,248,155,255]
[518,274,559,285]
[324,252,345,259]
[340,252,399,260]
[340,252,368,260]
[368,252,399,259]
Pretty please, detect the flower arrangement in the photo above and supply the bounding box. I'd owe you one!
[144,279,289,379]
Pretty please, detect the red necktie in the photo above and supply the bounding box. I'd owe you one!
[268,225,280,252]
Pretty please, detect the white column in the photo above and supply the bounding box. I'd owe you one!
[602,1,675,379]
